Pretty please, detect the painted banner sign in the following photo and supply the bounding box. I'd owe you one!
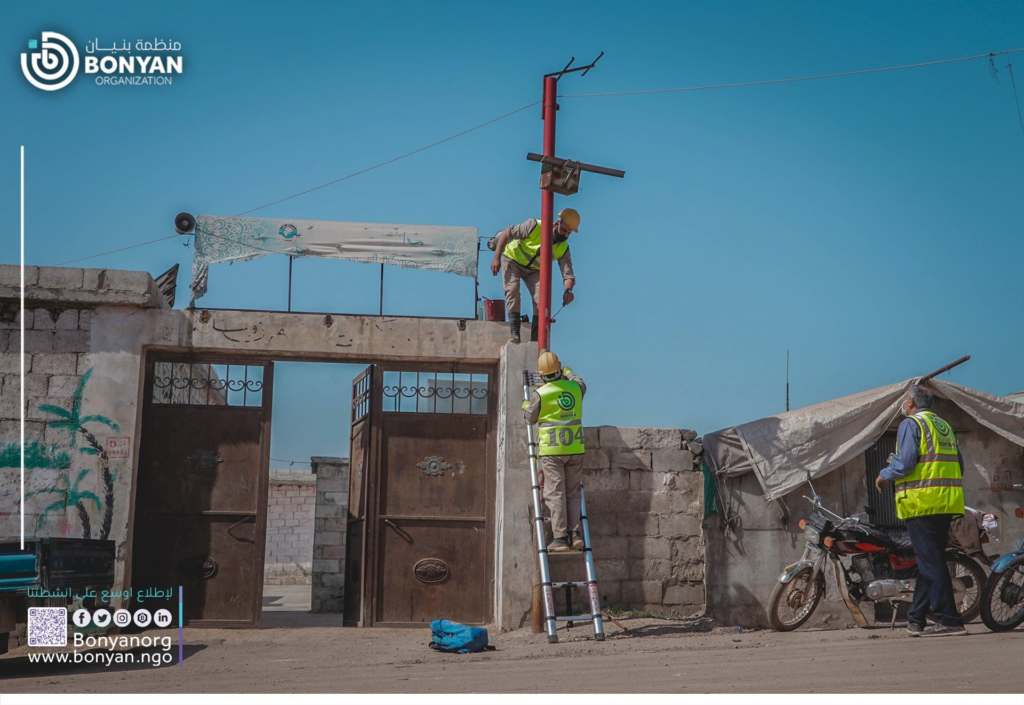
[189,214,478,302]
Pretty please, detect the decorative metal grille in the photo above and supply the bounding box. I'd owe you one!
[352,371,371,422]
[382,371,488,415]
[151,361,264,407]
[864,432,905,530]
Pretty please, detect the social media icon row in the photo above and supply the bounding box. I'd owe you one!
[73,608,173,628]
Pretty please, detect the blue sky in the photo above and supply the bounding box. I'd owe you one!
[4,1,1024,466]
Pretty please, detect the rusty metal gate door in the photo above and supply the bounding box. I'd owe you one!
[344,365,375,626]
[131,357,273,627]
[369,370,495,626]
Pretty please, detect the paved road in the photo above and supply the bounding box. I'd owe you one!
[3,608,1021,694]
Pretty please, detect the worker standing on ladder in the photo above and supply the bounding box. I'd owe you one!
[523,351,586,552]
[489,208,580,344]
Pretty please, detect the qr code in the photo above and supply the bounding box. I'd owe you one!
[28,607,67,647]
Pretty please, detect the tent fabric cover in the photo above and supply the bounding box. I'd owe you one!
[703,378,1024,502]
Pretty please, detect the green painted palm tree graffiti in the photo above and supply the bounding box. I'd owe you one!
[28,368,120,539]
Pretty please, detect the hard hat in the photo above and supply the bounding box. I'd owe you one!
[558,208,580,233]
[538,351,562,376]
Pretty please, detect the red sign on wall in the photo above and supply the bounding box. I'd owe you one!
[106,437,131,460]
[990,471,1013,491]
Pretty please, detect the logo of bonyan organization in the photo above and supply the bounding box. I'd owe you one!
[557,392,575,411]
[22,31,79,91]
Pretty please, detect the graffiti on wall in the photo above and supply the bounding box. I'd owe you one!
[10,369,123,539]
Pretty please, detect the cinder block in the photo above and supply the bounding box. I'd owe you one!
[652,449,695,473]
[598,581,621,607]
[630,471,683,492]
[582,448,610,471]
[47,375,79,398]
[662,583,704,607]
[100,269,150,292]
[584,468,629,492]
[596,427,682,450]
[594,558,629,581]
[312,559,339,573]
[316,477,348,492]
[612,512,659,538]
[611,450,652,470]
[628,491,680,515]
[637,581,665,604]
[0,354,24,374]
[77,310,93,332]
[76,354,91,375]
[0,264,38,287]
[323,491,348,506]
[53,310,78,331]
[24,331,53,353]
[618,581,642,604]
[321,544,345,559]
[38,267,84,289]
[31,353,77,375]
[315,504,344,519]
[627,536,671,560]
[31,309,55,330]
[582,490,624,515]
[629,558,672,581]
[681,429,698,442]
[591,535,628,559]
[53,331,89,353]
[659,513,701,539]
[673,560,705,582]
[28,398,70,421]
[317,531,342,545]
[1,331,13,354]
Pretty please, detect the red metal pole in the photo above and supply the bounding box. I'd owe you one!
[538,75,557,353]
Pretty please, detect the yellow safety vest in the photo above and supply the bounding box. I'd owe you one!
[537,379,585,456]
[894,410,965,520]
[502,219,569,270]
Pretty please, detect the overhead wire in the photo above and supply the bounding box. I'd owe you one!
[559,47,1024,98]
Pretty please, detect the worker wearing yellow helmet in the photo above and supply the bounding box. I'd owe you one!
[488,208,580,344]
[522,351,587,552]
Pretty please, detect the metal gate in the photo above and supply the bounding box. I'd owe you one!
[130,356,273,627]
[345,366,496,627]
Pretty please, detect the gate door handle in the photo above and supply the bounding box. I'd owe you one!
[384,519,414,544]
[226,515,255,542]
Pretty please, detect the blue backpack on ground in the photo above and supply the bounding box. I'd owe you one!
[429,619,491,653]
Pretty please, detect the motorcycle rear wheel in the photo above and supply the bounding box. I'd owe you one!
[768,567,825,631]
[980,559,1024,632]
[946,553,985,624]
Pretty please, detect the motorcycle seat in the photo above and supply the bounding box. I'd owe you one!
[843,524,914,552]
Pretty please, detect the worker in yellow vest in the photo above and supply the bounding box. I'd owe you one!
[488,208,579,344]
[876,384,967,637]
[523,351,586,552]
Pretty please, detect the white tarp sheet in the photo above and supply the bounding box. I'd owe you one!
[703,378,1024,501]
[189,214,478,302]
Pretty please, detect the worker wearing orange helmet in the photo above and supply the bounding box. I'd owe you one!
[488,208,579,344]
[522,351,587,552]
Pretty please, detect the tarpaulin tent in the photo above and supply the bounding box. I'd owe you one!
[703,378,1024,503]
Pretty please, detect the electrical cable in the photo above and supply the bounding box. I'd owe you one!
[233,101,541,216]
[49,101,540,266]
[559,48,1024,98]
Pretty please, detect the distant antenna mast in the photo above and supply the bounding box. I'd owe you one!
[786,350,790,412]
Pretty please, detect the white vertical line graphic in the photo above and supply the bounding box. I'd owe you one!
[20,146,25,549]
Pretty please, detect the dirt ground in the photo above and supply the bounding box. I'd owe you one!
[2,609,1022,693]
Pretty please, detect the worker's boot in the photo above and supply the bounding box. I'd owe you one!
[529,313,539,342]
[570,530,585,551]
[507,312,521,344]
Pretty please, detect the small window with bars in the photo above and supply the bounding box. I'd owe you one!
[151,362,264,407]
[381,371,488,415]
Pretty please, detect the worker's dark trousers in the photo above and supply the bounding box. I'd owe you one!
[906,513,964,628]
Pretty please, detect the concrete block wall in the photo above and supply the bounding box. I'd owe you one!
[264,468,316,585]
[310,456,349,613]
[548,426,706,618]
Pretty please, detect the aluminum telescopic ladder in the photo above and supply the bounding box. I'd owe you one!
[524,371,605,643]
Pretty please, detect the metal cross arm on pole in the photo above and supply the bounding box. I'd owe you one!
[526,153,626,179]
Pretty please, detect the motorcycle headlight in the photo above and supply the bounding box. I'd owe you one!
[803,525,821,544]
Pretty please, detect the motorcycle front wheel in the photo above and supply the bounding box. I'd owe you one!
[946,553,985,624]
[979,558,1024,631]
[767,567,825,631]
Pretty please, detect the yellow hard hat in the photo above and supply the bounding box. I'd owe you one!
[558,208,580,233]
[538,351,562,376]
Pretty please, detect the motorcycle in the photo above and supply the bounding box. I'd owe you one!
[767,473,986,631]
[979,487,1024,632]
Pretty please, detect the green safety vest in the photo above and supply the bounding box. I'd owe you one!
[894,410,965,520]
[502,219,569,270]
[536,379,585,456]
